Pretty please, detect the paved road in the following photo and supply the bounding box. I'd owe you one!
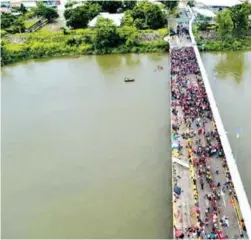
[170,31,244,238]
[171,71,243,239]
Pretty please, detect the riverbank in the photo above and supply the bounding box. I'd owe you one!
[193,26,251,51]
[1,28,169,66]
[197,38,251,52]
[2,29,251,66]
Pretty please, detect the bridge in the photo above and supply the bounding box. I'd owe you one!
[169,4,251,239]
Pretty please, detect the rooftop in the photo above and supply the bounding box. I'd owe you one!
[88,12,124,28]
[196,0,243,7]
[193,7,216,18]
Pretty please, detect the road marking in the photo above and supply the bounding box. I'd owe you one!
[221,190,226,207]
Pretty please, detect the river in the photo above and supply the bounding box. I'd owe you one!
[1,51,251,239]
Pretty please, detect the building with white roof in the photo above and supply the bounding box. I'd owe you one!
[0,0,59,10]
[0,0,11,12]
[196,0,243,7]
[196,0,244,12]
[193,7,216,18]
[88,12,124,28]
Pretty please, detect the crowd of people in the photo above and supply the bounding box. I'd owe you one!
[177,24,190,38]
[171,46,247,239]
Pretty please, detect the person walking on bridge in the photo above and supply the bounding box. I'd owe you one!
[200,178,204,190]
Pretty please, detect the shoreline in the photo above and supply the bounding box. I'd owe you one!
[197,38,251,52]
[1,51,169,68]
[1,28,169,66]
[1,45,169,67]
[2,44,251,67]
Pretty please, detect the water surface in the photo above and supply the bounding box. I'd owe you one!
[2,51,251,238]
[1,54,172,239]
[202,51,251,203]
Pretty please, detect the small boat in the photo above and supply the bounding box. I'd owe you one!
[124,78,135,82]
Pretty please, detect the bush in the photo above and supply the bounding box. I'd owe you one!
[200,38,251,51]
[64,3,101,29]
[1,26,169,66]
[65,1,78,8]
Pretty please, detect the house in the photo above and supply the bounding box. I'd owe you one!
[0,0,12,12]
[195,0,244,13]
[88,12,124,28]
[192,7,216,18]
[2,0,59,10]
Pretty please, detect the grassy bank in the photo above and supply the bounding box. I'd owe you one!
[1,28,169,66]
[197,38,251,51]
[193,24,251,51]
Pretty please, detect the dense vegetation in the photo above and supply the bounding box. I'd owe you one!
[64,1,168,30]
[194,1,251,51]
[124,1,167,30]
[90,0,136,13]
[64,2,101,29]
[1,28,168,66]
[2,0,251,65]
[1,0,172,65]
[0,3,58,34]
[197,37,251,51]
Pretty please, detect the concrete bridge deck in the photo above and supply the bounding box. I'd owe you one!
[170,5,250,239]
[171,74,242,238]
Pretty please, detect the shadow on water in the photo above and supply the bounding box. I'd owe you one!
[123,54,140,67]
[95,54,123,74]
[148,53,167,62]
[214,51,246,83]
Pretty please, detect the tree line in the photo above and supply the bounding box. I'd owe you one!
[64,0,179,30]
[216,2,251,39]
[1,3,58,34]
[199,2,251,40]
[1,0,179,34]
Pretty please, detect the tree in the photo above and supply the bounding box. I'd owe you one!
[134,18,148,29]
[230,2,251,38]
[1,13,16,29]
[216,10,234,40]
[65,1,78,8]
[1,41,9,66]
[64,3,101,29]
[89,0,123,13]
[131,1,166,29]
[197,17,211,31]
[121,10,134,26]
[94,17,119,49]
[19,3,27,14]
[187,1,195,7]
[12,17,25,33]
[1,12,26,33]
[160,0,178,11]
[24,9,36,19]
[122,0,136,11]
[34,3,59,22]
[117,26,139,46]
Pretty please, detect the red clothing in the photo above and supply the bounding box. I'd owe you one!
[216,230,225,239]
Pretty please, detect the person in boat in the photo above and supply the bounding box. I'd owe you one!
[124,77,134,81]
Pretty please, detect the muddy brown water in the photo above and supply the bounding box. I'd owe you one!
[1,51,251,238]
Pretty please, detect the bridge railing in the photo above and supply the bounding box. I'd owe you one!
[187,5,251,238]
